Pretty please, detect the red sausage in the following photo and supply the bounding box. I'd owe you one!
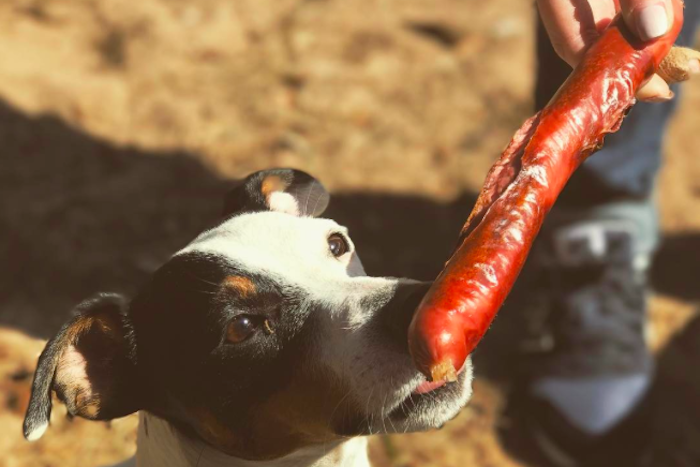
[408,2,685,382]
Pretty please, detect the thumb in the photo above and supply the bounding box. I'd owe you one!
[620,0,675,41]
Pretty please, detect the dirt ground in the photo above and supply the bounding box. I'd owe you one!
[1,0,699,466]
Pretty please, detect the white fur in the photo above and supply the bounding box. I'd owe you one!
[178,212,360,302]
[267,192,300,216]
[25,422,48,442]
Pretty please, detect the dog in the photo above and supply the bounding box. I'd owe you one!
[23,169,473,466]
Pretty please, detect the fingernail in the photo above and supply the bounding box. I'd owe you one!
[690,59,700,74]
[637,4,669,41]
[648,90,674,103]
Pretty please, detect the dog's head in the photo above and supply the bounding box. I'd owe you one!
[23,169,472,460]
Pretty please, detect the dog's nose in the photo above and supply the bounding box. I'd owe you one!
[380,283,431,353]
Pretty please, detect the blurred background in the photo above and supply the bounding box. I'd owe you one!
[1,0,699,465]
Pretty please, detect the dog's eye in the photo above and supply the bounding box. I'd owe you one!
[226,315,258,343]
[328,233,349,257]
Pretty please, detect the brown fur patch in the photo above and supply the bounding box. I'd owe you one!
[53,311,126,420]
[55,344,103,419]
[186,367,349,460]
[192,409,232,443]
[260,175,288,197]
[250,367,350,457]
[65,312,119,344]
[65,316,95,343]
[189,408,250,456]
[221,276,256,298]
[263,319,275,335]
[75,391,101,418]
[190,405,310,460]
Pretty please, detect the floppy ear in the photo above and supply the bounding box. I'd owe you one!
[223,168,330,218]
[23,293,140,441]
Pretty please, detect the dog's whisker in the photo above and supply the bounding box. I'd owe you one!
[380,388,389,434]
[385,378,399,434]
[364,387,375,436]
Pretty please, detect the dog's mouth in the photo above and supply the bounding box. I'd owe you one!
[413,378,447,394]
[386,367,469,426]
[412,358,469,394]
[333,361,469,436]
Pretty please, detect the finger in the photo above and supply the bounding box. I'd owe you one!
[620,0,674,41]
[636,73,674,102]
[536,0,618,66]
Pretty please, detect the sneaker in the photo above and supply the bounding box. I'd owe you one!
[501,203,656,467]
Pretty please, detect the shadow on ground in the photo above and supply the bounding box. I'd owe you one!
[1,99,229,336]
[0,97,479,338]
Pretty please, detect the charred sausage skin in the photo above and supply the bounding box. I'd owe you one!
[409,2,685,382]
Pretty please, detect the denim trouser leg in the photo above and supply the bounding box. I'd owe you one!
[535,2,700,207]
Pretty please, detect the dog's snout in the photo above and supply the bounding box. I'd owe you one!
[380,283,431,352]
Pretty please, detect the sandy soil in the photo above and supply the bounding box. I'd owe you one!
[1,0,699,466]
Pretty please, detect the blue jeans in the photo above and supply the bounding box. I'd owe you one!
[536,2,700,208]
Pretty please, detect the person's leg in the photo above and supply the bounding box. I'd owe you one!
[508,4,700,466]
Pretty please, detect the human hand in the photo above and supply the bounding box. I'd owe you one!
[537,0,678,101]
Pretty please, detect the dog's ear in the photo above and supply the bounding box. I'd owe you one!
[223,168,330,218]
[23,293,140,441]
